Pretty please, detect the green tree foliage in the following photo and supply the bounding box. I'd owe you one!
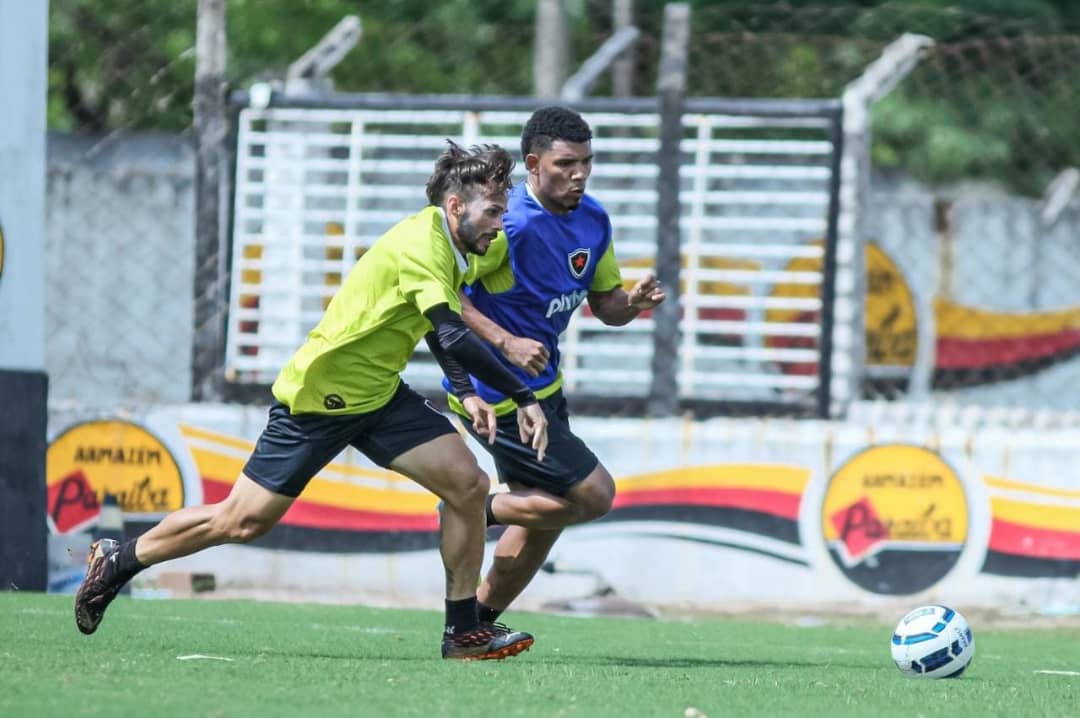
[48,0,198,132]
[46,0,1080,194]
[227,0,540,95]
[674,0,1080,195]
[48,0,545,131]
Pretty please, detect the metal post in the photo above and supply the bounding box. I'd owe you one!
[647,3,690,417]
[285,15,362,95]
[534,0,570,98]
[817,111,844,419]
[613,0,634,97]
[1035,168,1080,308]
[192,0,227,401]
[561,26,640,102]
[842,33,933,407]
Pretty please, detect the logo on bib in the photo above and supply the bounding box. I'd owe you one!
[567,248,590,279]
[545,289,589,318]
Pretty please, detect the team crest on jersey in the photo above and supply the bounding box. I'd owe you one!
[567,248,591,279]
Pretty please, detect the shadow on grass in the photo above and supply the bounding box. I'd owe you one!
[226,648,880,672]
[570,655,994,682]
[163,644,993,682]
[571,655,877,671]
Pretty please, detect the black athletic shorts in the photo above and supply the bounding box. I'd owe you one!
[243,382,457,498]
[461,389,599,497]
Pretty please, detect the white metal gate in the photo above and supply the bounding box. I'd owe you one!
[226,95,843,413]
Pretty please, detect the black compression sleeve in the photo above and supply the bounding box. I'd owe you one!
[424,332,476,400]
[424,304,536,406]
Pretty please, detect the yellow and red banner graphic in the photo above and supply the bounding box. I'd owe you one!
[47,420,184,534]
[181,424,810,558]
[981,476,1080,578]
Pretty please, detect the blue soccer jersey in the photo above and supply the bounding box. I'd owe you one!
[447,182,623,410]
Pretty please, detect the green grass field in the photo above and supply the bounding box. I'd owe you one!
[2,593,1077,718]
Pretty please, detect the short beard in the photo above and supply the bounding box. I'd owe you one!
[457,214,491,255]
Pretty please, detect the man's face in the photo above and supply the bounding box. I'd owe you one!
[527,139,593,214]
[451,188,506,256]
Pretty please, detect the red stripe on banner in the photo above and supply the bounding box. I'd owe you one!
[936,330,1080,369]
[613,487,801,520]
[987,518,1080,561]
[200,477,438,532]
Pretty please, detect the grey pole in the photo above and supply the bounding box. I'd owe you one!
[647,3,690,417]
[534,0,570,98]
[613,0,634,97]
[192,0,228,401]
[560,26,640,102]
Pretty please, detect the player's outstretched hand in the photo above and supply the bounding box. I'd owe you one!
[501,336,550,377]
[628,272,666,311]
[516,403,548,463]
[461,396,498,445]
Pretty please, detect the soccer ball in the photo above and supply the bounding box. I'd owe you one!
[890,605,974,678]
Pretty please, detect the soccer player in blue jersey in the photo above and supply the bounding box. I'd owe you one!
[446,106,665,622]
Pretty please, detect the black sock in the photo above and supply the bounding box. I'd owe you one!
[485,494,500,527]
[114,539,146,584]
[477,602,503,623]
[445,596,478,635]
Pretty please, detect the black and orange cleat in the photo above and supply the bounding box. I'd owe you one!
[74,538,124,635]
[441,622,534,660]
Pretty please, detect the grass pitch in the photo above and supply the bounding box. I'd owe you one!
[1,593,1077,717]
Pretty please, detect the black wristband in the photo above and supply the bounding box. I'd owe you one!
[424,304,535,403]
[511,388,537,407]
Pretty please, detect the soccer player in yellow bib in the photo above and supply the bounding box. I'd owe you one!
[75,141,548,661]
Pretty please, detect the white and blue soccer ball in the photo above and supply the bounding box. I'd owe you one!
[890,605,975,678]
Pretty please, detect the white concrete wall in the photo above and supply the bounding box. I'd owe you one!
[0,0,48,371]
[47,404,1080,614]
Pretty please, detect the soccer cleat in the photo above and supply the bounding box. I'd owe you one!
[74,538,124,635]
[441,621,534,660]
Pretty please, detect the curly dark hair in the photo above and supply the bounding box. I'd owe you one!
[425,140,515,206]
[520,106,593,161]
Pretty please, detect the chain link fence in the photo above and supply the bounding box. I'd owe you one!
[44,1,1080,416]
[681,4,1080,414]
[46,1,198,409]
[863,33,1080,412]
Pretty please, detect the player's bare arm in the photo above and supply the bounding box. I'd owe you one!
[587,271,666,326]
[459,289,549,377]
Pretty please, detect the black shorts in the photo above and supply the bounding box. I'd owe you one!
[243,382,457,498]
[461,390,599,497]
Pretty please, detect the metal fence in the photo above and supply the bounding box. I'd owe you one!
[44,135,196,409]
[45,1,199,410]
[224,94,844,416]
[855,33,1080,413]
[42,2,1080,419]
